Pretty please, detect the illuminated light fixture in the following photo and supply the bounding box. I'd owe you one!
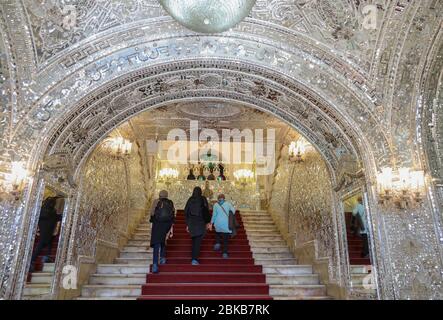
[376,167,425,208]
[159,0,256,33]
[159,168,179,186]
[233,169,254,188]
[103,137,132,158]
[288,138,309,163]
[0,161,30,201]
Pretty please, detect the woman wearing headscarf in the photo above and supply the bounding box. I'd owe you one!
[149,190,175,273]
[184,186,211,265]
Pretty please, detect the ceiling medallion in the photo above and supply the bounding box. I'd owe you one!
[159,0,257,33]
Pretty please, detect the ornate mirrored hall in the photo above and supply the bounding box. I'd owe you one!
[0,0,442,301]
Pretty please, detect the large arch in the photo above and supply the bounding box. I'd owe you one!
[1,0,442,300]
[4,57,390,300]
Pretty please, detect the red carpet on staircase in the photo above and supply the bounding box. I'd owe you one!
[137,210,272,300]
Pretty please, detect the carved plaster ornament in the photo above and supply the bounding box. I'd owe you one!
[41,151,77,188]
[334,155,364,192]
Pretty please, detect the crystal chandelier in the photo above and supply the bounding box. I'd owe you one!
[103,137,132,158]
[159,168,179,186]
[288,138,309,163]
[376,167,425,208]
[159,0,257,33]
[0,161,29,201]
[233,169,254,188]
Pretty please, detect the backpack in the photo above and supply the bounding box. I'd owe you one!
[154,199,174,222]
[188,198,208,217]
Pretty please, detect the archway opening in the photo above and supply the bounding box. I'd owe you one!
[25,99,375,300]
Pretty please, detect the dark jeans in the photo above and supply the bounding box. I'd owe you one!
[31,236,52,264]
[215,232,230,254]
[191,234,204,261]
[361,234,369,258]
[153,243,166,265]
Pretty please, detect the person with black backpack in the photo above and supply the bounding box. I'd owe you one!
[184,187,211,265]
[149,190,175,273]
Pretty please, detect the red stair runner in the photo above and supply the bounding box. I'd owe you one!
[137,210,272,300]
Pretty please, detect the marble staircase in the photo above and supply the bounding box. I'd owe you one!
[23,263,55,299]
[240,210,330,300]
[77,210,330,300]
[78,222,152,299]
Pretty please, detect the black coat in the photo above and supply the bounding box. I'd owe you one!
[150,199,175,247]
[184,196,211,237]
[38,207,61,243]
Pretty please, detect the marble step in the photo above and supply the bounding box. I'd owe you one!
[81,285,141,297]
[115,258,152,264]
[253,252,294,260]
[122,247,152,253]
[135,227,151,230]
[42,263,55,273]
[132,235,150,240]
[134,231,152,235]
[29,273,53,284]
[243,226,278,231]
[96,264,150,274]
[247,236,285,241]
[263,265,313,275]
[243,223,278,227]
[119,252,151,259]
[269,285,326,297]
[241,218,274,221]
[350,265,372,273]
[23,284,51,296]
[243,226,277,230]
[255,258,297,265]
[249,240,288,246]
[351,273,374,285]
[238,211,268,215]
[123,240,151,250]
[245,230,280,234]
[250,247,291,254]
[266,274,320,285]
[89,274,146,285]
[127,240,150,246]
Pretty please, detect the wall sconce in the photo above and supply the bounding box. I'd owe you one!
[288,138,308,163]
[158,168,179,186]
[233,169,254,188]
[103,137,132,158]
[0,161,29,201]
[377,167,425,209]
